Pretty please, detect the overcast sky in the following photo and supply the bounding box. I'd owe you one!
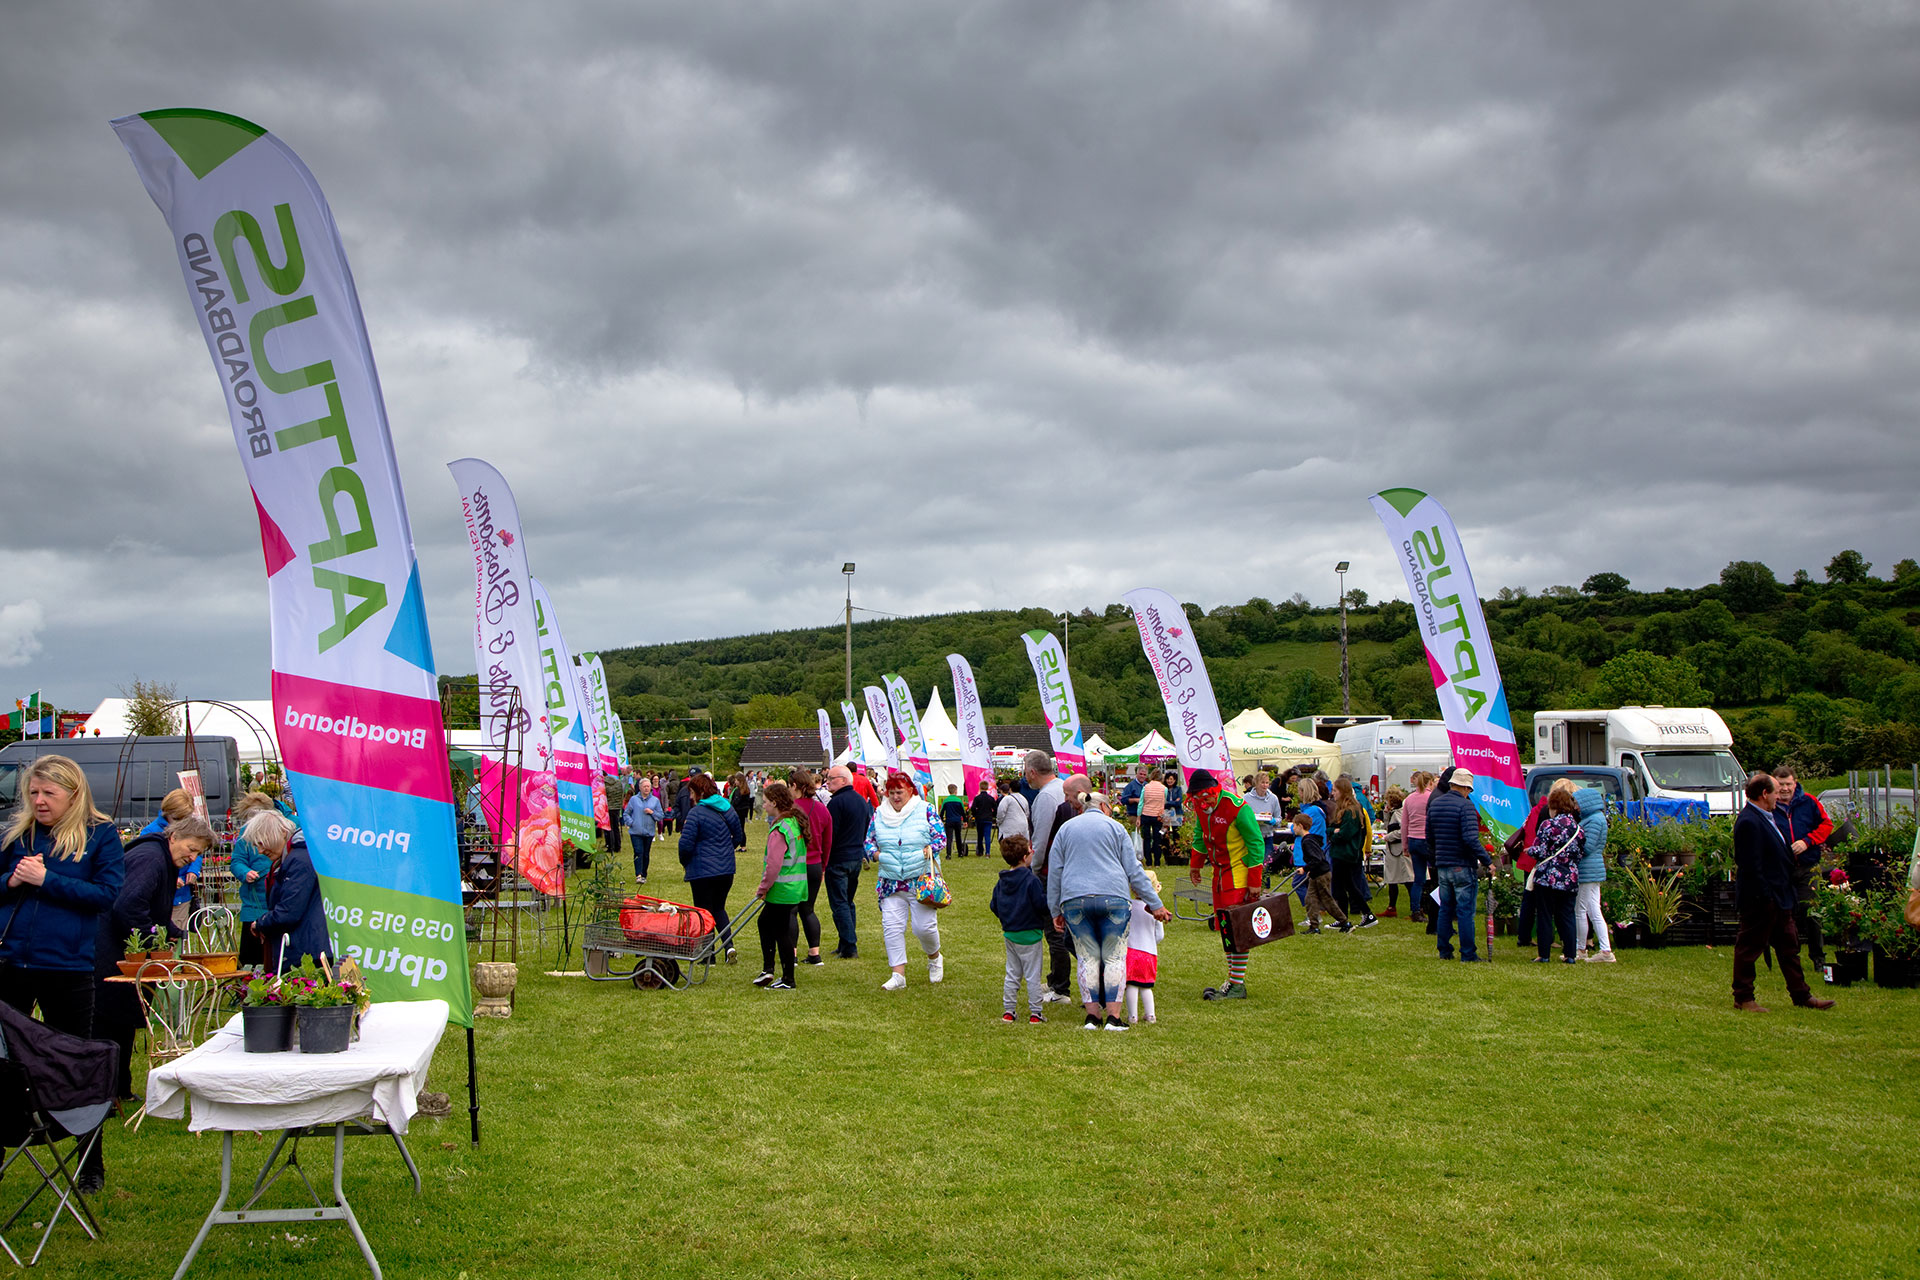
[5,0,1919,708]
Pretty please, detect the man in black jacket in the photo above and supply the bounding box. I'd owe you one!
[823,766,873,959]
[970,783,997,859]
[1733,772,1835,1012]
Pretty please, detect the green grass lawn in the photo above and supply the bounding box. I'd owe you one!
[76,830,1920,1279]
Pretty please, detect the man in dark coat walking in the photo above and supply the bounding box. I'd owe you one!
[1732,772,1835,1013]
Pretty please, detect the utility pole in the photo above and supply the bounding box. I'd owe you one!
[1335,560,1351,715]
[1058,610,1070,666]
[842,563,856,699]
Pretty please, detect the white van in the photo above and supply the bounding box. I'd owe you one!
[1531,707,1745,814]
[1335,719,1452,796]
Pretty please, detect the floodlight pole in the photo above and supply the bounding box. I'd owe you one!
[843,563,856,700]
[1058,611,1070,666]
[1336,560,1351,715]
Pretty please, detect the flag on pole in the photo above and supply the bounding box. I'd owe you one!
[946,655,993,798]
[839,699,863,763]
[883,674,932,790]
[115,108,470,1022]
[1020,630,1086,775]
[863,685,901,773]
[7,694,47,737]
[1368,488,1527,843]
[816,708,834,764]
[1123,588,1234,791]
[448,457,564,894]
[530,579,600,847]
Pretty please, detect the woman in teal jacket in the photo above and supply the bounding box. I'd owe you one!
[228,792,279,967]
[1571,787,1613,962]
[862,772,947,991]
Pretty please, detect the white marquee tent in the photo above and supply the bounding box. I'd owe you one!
[1105,729,1179,764]
[1222,708,1341,779]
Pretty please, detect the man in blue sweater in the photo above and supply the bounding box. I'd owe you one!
[1427,769,1491,962]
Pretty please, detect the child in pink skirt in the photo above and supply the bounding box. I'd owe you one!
[1125,869,1164,1025]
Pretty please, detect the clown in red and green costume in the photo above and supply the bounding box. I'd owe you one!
[1183,769,1266,1000]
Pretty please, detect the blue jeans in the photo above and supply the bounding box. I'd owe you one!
[1407,838,1432,915]
[1436,865,1479,960]
[824,861,863,957]
[1062,895,1131,1007]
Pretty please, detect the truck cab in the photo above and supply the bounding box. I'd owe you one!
[1532,707,1744,815]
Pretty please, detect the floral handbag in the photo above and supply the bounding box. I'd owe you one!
[912,848,952,910]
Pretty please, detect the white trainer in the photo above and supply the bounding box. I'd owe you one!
[928,955,944,984]
[880,972,906,991]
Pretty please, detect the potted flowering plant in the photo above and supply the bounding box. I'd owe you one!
[241,972,295,1052]
[1860,886,1920,989]
[281,957,363,1053]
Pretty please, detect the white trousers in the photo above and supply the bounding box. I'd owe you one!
[1573,882,1611,953]
[880,891,941,968]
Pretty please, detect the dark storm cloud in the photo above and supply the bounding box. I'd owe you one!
[3,0,1918,705]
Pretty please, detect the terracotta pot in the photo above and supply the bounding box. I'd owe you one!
[473,961,518,1018]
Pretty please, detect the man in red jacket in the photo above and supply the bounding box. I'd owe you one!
[1770,768,1833,970]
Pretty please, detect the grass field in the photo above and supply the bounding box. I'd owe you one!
[74,827,1920,1280]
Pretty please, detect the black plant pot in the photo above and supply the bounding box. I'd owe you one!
[1824,948,1870,987]
[1643,929,1666,950]
[298,1005,355,1054]
[242,1004,295,1053]
[1873,945,1920,989]
[1613,921,1644,950]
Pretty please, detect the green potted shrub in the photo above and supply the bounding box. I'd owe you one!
[1621,860,1681,949]
[118,927,175,977]
[241,972,295,1053]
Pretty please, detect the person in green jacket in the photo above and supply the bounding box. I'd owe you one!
[753,782,810,990]
[1328,777,1379,928]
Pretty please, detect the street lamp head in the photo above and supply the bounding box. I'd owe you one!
[842,562,856,574]
[1334,560,1350,573]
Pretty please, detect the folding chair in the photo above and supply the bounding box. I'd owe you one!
[0,1001,117,1266]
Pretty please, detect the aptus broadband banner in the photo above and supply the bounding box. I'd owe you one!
[1370,488,1526,842]
[116,108,469,1022]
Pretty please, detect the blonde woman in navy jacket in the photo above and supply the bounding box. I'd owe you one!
[0,754,125,1191]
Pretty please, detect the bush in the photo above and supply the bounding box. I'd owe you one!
[1592,652,1711,707]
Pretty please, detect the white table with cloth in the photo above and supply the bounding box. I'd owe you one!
[146,999,450,1280]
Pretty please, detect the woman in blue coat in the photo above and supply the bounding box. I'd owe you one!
[678,773,745,962]
[227,792,281,968]
[245,811,332,973]
[0,754,126,1192]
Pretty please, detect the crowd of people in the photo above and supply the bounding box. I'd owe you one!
[595,747,1913,1020]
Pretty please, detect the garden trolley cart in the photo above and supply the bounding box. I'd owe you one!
[582,892,762,990]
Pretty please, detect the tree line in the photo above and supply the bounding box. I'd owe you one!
[438,550,1920,778]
